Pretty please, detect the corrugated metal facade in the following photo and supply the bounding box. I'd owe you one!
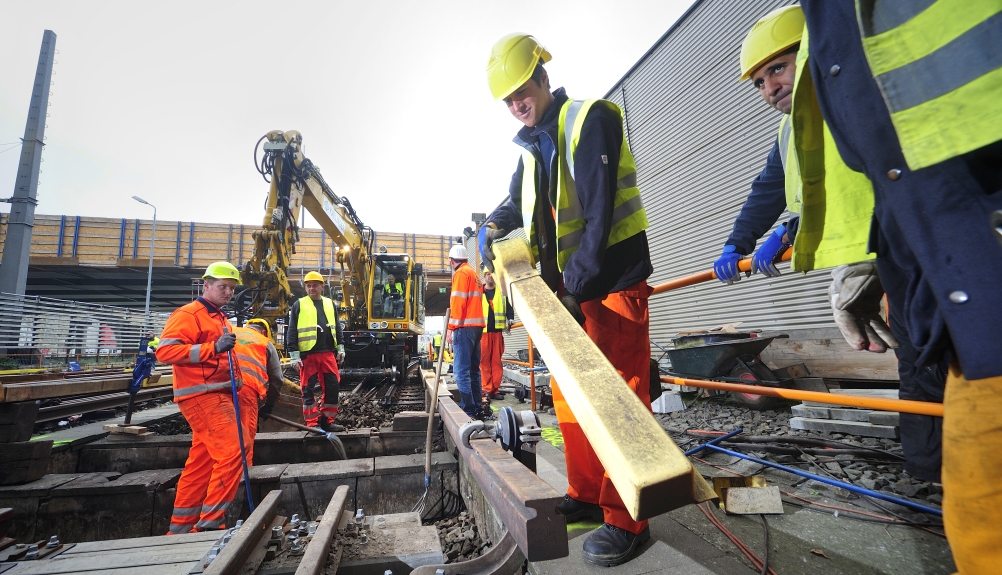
[501,0,842,359]
[604,0,839,352]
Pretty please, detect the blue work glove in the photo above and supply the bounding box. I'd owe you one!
[751,225,789,277]
[713,245,743,285]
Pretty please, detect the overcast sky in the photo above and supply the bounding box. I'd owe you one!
[0,0,694,236]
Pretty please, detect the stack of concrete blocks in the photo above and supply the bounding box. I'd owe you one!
[789,389,900,438]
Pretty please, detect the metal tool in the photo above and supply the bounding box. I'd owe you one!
[261,412,346,460]
[651,247,793,294]
[415,307,450,516]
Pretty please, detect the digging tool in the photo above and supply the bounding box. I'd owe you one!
[261,412,346,460]
[415,307,449,516]
[652,247,793,295]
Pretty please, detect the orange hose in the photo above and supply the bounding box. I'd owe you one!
[663,375,943,417]
[651,247,793,295]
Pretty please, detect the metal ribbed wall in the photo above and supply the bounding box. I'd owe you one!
[605,0,836,351]
[500,0,840,359]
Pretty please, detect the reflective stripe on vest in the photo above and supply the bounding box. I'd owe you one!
[296,296,337,352]
[788,26,877,272]
[481,288,507,331]
[519,99,649,271]
[777,115,803,216]
[173,380,238,399]
[856,0,1002,170]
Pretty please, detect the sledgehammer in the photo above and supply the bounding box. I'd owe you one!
[261,412,347,460]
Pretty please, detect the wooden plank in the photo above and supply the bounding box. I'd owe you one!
[2,547,210,574]
[3,372,164,402]
[759,330,899,380]
[294,484,350,575]
[56,541,219,561]
[61,531,223,555]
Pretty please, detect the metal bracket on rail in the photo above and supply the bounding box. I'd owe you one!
[459,407,542,472]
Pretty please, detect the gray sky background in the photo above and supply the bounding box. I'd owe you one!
[0,0,693,236]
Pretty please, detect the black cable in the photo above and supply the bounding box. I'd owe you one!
[758,514,769,575]
[781,499,944,529]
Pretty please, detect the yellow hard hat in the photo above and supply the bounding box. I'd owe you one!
[486,33,552,101]
[203,261,241,284]
[304,271,325,283]
[739,5,805,81]
[246,318,272,340]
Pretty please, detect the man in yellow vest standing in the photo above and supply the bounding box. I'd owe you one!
[287,271,345,432]
[480,268,513,401]
[480,34,653,566]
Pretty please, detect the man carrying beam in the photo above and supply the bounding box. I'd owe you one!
[480,33,653,566]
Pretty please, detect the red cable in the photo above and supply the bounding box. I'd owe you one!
[697,502,778,575]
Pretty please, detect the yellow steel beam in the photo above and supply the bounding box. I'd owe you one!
[491,237,715,520]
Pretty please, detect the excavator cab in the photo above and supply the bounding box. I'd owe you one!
[369,254,423,330]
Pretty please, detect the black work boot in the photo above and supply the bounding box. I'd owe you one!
[555,495,603,523]
[318,415,345,433]
[582,524,650,567]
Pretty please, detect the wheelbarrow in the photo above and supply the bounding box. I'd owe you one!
[663,334,789,409]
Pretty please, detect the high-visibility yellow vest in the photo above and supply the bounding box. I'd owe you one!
[856,0,1002,170]
[787,27,876,272]
[777,115,802,216]
[433,333,442,347]
[384,282,403,296]
[296,295,337,352]
[481,288,507,332]
[519,99,649,271]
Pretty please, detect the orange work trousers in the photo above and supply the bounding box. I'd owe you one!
[551,281,652,535]
[480,331,505,395]
[942,363,1002,574]
[168,385,257,534]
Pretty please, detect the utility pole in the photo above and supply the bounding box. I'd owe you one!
[0,30,57,295]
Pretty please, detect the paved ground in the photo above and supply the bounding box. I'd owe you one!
[489,392,956,575]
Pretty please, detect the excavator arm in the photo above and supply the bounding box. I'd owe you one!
[237,130,372,343]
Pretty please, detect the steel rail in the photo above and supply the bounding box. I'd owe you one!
[35,386,174,422]
[661,375,943,417]
[492,237,716,520]
[430,370,567,561]
[203,489,281,575]
[295,485,350,575]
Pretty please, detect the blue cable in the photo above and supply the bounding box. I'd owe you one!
[227,341,255,514]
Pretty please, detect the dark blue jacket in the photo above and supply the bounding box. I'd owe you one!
[802,0,1002,379]
[724,141,799,255]
[487,87,653,302]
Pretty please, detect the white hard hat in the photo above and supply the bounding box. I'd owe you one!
[449,244,468,260]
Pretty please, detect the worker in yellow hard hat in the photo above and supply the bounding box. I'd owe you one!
[482,33,653,567]
[286,271,344,432]
[157,261,253,534]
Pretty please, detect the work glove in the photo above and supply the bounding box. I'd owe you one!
[829,261,899,353]
[713,245,743,285]
[337,345,346,364]
[214,332,236,354]
[561,294,586,326]
[504,319,512,336]
[289,350,303,369]
[259,401,275,422]
[751,225,789,277]
[479,226,507,273]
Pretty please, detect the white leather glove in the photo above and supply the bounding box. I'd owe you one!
[289,350,304,369]
[829,261,899,353]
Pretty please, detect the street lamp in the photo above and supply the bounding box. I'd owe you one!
[132,196,156,333]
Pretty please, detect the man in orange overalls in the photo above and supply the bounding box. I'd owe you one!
[233,318,284,463]
[157,261,251,534]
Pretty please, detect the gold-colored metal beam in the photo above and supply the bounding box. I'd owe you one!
[491,237,715,520]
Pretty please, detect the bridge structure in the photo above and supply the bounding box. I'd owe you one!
[0,212,456,316]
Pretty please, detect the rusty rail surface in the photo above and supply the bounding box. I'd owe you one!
[204,489,281,575]
[295,485,350,575]
[429,371,567,561]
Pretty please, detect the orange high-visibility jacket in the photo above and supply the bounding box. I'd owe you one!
[157,298,242,402]
[234,326,283,401]
[448,262,485,330]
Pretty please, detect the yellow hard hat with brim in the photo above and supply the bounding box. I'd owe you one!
[739,5,805,81]
[203,261,241,284]
[304,271,325,283]
[487,33,552,101]
[246,318,272,340]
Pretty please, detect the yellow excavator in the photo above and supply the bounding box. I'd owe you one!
[234,130,425,384]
